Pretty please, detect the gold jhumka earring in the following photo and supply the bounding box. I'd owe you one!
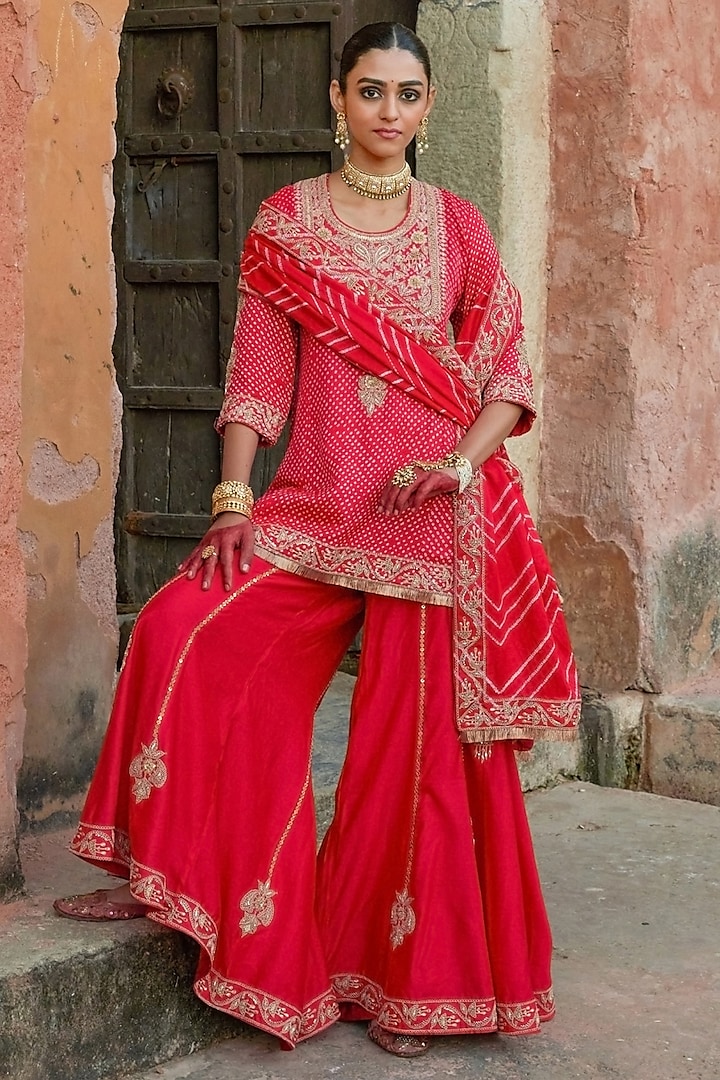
[334,112,350,152]
[416,115,429,155]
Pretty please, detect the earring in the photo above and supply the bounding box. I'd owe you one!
[416,115,429,155]
[334,112,350,152]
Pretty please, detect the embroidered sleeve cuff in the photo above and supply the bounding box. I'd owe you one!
[215,394,287,446]
[482,377,536,436]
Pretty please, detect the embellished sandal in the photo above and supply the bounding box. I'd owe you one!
[367,1020,430,1058]
[53,889,146,922]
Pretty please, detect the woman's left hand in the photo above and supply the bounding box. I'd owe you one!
[379,466,458,517]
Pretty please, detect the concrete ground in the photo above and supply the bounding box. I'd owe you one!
[122,782,720,1080]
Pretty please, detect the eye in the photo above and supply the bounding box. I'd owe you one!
[400,90,421,102]
[360,87,382,99]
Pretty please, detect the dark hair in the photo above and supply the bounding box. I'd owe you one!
[339,22,432,92]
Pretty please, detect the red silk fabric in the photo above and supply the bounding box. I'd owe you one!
[70,562,555,1044]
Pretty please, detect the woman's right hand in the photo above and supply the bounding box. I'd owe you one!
[179,512,255,592]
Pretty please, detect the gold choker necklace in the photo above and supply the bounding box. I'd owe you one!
[340,159,412,200]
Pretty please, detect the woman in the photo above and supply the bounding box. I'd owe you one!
[55,23,580,1059]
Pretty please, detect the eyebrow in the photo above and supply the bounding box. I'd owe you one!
[356,77,424,88]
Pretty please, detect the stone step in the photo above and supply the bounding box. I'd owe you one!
[0,675,355,1080]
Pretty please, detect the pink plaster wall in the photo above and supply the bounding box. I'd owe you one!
[543,0,641,691]
[626,1,720,690]
[18,0,126,826]
[0,0,34,895]
[543,0,720,693]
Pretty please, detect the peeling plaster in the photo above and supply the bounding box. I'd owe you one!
[26,438,100,504]
[76,518,118,638]
[71,2,101,39]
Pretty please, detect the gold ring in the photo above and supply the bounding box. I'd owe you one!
[391,464,417,488]
[201,545,218,560]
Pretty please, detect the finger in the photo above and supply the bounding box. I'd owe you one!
[219,541,235,592]
[238,524,255,573]
[201,553,218,591]
[394,476,426,515]
[183,548,205,580]
[378,482,400,516]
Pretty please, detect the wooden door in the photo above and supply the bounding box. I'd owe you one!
[113,0,418,622]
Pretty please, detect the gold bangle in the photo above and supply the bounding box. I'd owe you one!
[211,480,254,520]
[212,480,254,503]
[212,499,253,521]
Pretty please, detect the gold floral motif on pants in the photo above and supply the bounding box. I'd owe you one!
[390,605,426,948]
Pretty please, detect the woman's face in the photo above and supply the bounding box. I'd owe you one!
[330,47,435,164]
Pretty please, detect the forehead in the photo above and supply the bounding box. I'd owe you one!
[346,47,427,86]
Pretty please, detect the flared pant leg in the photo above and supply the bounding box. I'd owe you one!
[70,559,364,1045]
[316,594,554,1037]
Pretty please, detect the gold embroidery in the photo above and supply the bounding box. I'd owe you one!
[200,973,340,1046]
[239,880,277,936]
[129,738,168,803]
[237,757,312,938]
[298,176,444,332]
[390,604,426,948]
[453,462,581,743]
[127,859,339,1045]
[358,373,388,415]
[71,822,131,867]
[218,394,286,443]
[390,889,416,948]
[254,528,453,605]
[128,569,278,804]
[332,973,551,1035]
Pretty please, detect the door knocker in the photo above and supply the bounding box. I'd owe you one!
[156,68,195,119]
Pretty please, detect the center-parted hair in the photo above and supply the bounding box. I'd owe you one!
[339,22,432,92]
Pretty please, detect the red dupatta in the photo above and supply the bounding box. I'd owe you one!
[241,196,580,745]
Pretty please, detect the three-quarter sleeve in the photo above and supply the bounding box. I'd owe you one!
[215,289,298,445]
[448,200,536,437]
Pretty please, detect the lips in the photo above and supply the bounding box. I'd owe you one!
[374,129,402,138]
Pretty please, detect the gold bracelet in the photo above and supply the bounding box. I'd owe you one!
[212,499,253,521]
[441,451,474,494]
[213,480,253,503]
[409,451,474,494]
[211,480,254,520]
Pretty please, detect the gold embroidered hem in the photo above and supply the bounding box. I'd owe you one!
[458,716,581,745]
[131,860,340,1044]
[70,822,131,870]
[196,972,340,1045]
[254,544,452,607]
[332,974,554,1035]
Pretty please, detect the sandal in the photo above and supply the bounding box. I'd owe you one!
[367,1020,430,1058]
[53,888,147,922]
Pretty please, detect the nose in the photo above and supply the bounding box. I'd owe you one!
[380,97,399,122]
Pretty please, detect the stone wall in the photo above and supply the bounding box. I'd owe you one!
[0,0,35,896]
[16,0,125,827]
[542,0,720,696]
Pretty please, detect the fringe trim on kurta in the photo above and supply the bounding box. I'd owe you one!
[255,546,452,608]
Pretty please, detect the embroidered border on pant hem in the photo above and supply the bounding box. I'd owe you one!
[332,973,554,1035]
[67,827,338,1046]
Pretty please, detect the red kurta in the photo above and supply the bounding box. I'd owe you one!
[218,176,535,606]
